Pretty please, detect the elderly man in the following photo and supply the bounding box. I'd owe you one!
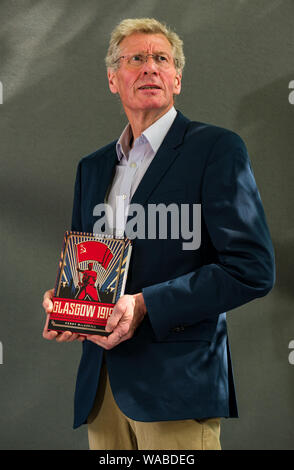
[42,18,275,450]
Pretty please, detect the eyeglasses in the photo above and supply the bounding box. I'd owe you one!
[114,53,174,69]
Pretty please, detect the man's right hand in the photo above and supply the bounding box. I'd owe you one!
[42,289,85,343]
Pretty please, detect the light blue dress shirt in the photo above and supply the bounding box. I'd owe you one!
[106,106,177,237]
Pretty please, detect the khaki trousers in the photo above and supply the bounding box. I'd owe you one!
[87,357,221,450]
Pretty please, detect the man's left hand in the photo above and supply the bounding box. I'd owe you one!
[86,293,147,350]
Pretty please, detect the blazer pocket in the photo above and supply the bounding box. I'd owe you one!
[153,321,217,343]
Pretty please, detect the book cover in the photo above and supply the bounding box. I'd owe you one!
[48,231,132,335]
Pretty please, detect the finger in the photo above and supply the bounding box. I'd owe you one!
[43,313,67,343]
[43,288,54,303]
[42,289,54,313]
[77,335,86,342]
[66,333,80,342]
[86,334,110,348]
[43,288,54,301]
[55,331,73,343]
[43,329,59,340]
[105,304,127,332]
[42,298,53,313]
[43,321,59,341]
[102,305,134,347]
[85,334,117,350]
[43,314,51,336]
[107,326,131,346]
[86,328,130,350]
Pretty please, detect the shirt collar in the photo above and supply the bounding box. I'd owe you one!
[116,106,177,161]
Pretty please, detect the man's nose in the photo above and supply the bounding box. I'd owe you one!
[142,56,159,74]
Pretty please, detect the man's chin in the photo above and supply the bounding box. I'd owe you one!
[137,99,169,111]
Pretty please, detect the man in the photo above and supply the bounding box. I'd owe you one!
[42,18,275,450]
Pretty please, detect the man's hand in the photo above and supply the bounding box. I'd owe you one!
[42,288,85,343]
[86,293,147,350]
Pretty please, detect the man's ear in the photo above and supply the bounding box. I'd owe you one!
[173,71,182,96]
[108,69,118,94]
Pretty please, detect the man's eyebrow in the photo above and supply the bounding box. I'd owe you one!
[123,50,171,55]
[154,51,170,56]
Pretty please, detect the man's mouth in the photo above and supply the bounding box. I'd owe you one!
[138,85,161,90]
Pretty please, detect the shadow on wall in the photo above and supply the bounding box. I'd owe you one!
[234,76,294,421]
[234,75,294,149]
[0,1,123,249]
[0,0,164,248]
[272,237,294,301]
[234,75,294,300]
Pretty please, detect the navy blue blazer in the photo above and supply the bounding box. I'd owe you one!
[71,110,275,429]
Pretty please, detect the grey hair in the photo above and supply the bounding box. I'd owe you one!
[105,18,185,73]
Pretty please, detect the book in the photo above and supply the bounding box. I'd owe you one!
[48,231,132,336]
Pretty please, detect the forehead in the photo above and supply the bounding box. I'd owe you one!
[119,33,173,53]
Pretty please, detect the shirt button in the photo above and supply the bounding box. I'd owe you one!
[130,162,137,168]
[122,194,127,200]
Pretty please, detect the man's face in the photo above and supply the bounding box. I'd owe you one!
[108,33,182,115]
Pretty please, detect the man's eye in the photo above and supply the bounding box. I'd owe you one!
[157,55,168,62]
[131,55,143,62]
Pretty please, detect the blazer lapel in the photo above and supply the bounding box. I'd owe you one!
[95,144,118,204]
[91,111,191,223]
[130,111,191,207]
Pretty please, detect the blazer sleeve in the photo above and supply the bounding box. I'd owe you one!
[142,131,275,341]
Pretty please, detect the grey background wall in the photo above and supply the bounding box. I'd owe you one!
[0,0,293,450]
